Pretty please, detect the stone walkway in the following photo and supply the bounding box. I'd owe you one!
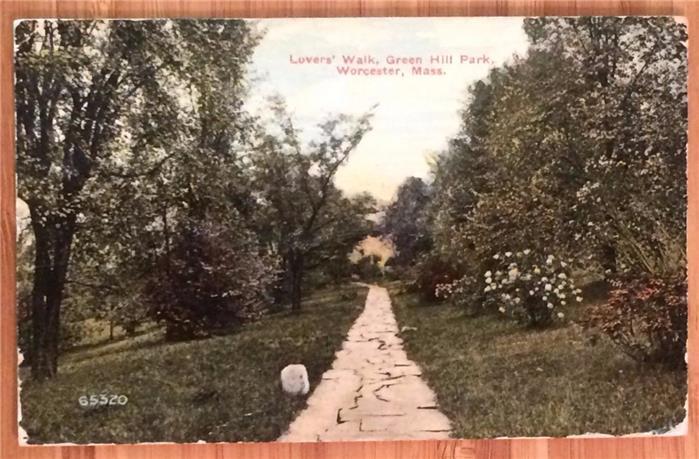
[279,285,452,442]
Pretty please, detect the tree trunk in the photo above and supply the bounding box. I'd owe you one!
[601,243,618,275]
[30,225,55,379]
[289,252,304,312]
[30,216,75,380]
[162,206,171,276]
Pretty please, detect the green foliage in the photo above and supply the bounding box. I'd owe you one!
[16,228,34,358]
[19,285,368,443]
[391,289,686,437]
[421,17,687,331]
[585,275,687,367]
[15,18,263,377]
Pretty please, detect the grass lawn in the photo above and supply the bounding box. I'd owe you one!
[20,284,368,444]
[389,286,686,438]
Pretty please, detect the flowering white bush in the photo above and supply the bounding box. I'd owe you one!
[482,250,582,326]
[434,274,479,313]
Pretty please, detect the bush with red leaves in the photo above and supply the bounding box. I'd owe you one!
[585,274,687,368]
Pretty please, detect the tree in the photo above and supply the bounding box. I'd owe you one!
[249,99,375,310]
[426,17,686,320]
[143,216,277,340]
[304,192,378,287]
[521,17,687,276]
[381,177,432,266]
[15,19,260,378]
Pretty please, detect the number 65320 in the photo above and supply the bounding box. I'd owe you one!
[78,394,128,407]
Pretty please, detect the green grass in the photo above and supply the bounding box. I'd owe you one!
[67,317,161,349]
[389,287,687,438]
[20,284,368,444]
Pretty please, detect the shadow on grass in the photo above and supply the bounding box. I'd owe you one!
[20,283,369,444]
[390,288,686,438]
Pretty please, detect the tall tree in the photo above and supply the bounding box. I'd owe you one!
[15,19,260,378]
[250,99,375,310]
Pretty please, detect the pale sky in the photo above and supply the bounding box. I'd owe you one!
[245,18,529,203]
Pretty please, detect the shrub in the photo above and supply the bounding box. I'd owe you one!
[439,250,582,326]
[584,274,687,367]
[434,274,482,315]
[143,220,278,341]
[408,254,461,302]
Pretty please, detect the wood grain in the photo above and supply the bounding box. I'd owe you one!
[0,1,695,458]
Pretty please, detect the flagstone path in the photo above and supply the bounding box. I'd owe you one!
[279,285,452,442]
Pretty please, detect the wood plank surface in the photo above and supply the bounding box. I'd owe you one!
[0,1,695,458]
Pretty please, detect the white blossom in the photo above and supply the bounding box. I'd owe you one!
[508,268,519,280]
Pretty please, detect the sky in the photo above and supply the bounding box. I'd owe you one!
[245,18,529,203]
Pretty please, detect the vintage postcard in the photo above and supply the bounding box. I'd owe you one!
[14,17,687,443]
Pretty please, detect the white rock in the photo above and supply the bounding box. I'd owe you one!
[281,364,309,396]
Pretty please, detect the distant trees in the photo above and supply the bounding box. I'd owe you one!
[381,177,432,267]
[16,19,375,378]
